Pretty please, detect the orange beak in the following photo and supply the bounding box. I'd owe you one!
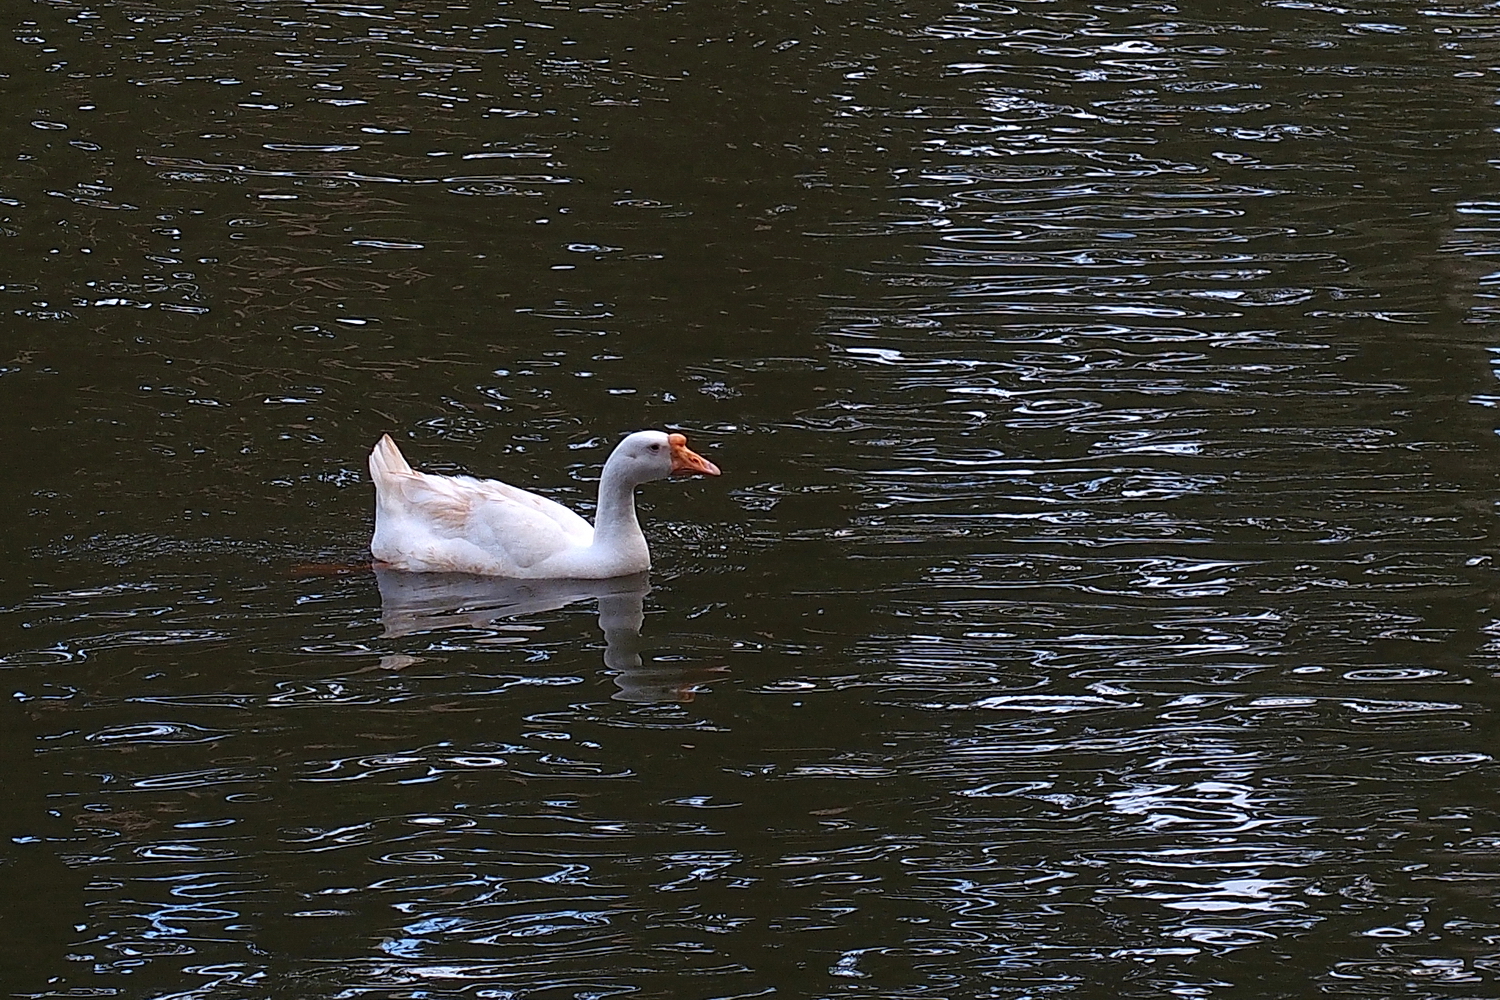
[668,433,721,477]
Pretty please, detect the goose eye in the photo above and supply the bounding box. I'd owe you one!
[649,443,661,451]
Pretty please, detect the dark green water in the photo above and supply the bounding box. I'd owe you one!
[5,1,1500,996]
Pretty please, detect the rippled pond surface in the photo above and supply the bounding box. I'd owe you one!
[5,1,1500,996]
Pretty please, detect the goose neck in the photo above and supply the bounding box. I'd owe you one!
[592,461,643,545]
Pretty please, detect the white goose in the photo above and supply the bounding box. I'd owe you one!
[368,430,720,578]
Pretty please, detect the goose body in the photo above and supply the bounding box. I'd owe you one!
[368,430,719,578]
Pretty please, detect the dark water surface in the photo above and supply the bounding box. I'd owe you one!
[5,0,1500,996]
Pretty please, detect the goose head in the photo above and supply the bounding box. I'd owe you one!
[607,430,721,486]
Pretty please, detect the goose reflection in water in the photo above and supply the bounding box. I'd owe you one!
[374,568,711,702]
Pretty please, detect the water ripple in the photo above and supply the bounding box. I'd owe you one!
[9,0,1500,996]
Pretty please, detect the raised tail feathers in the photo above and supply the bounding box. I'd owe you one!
[369,433,415,486]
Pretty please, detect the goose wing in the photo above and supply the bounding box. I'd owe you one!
[391,471,592,568]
